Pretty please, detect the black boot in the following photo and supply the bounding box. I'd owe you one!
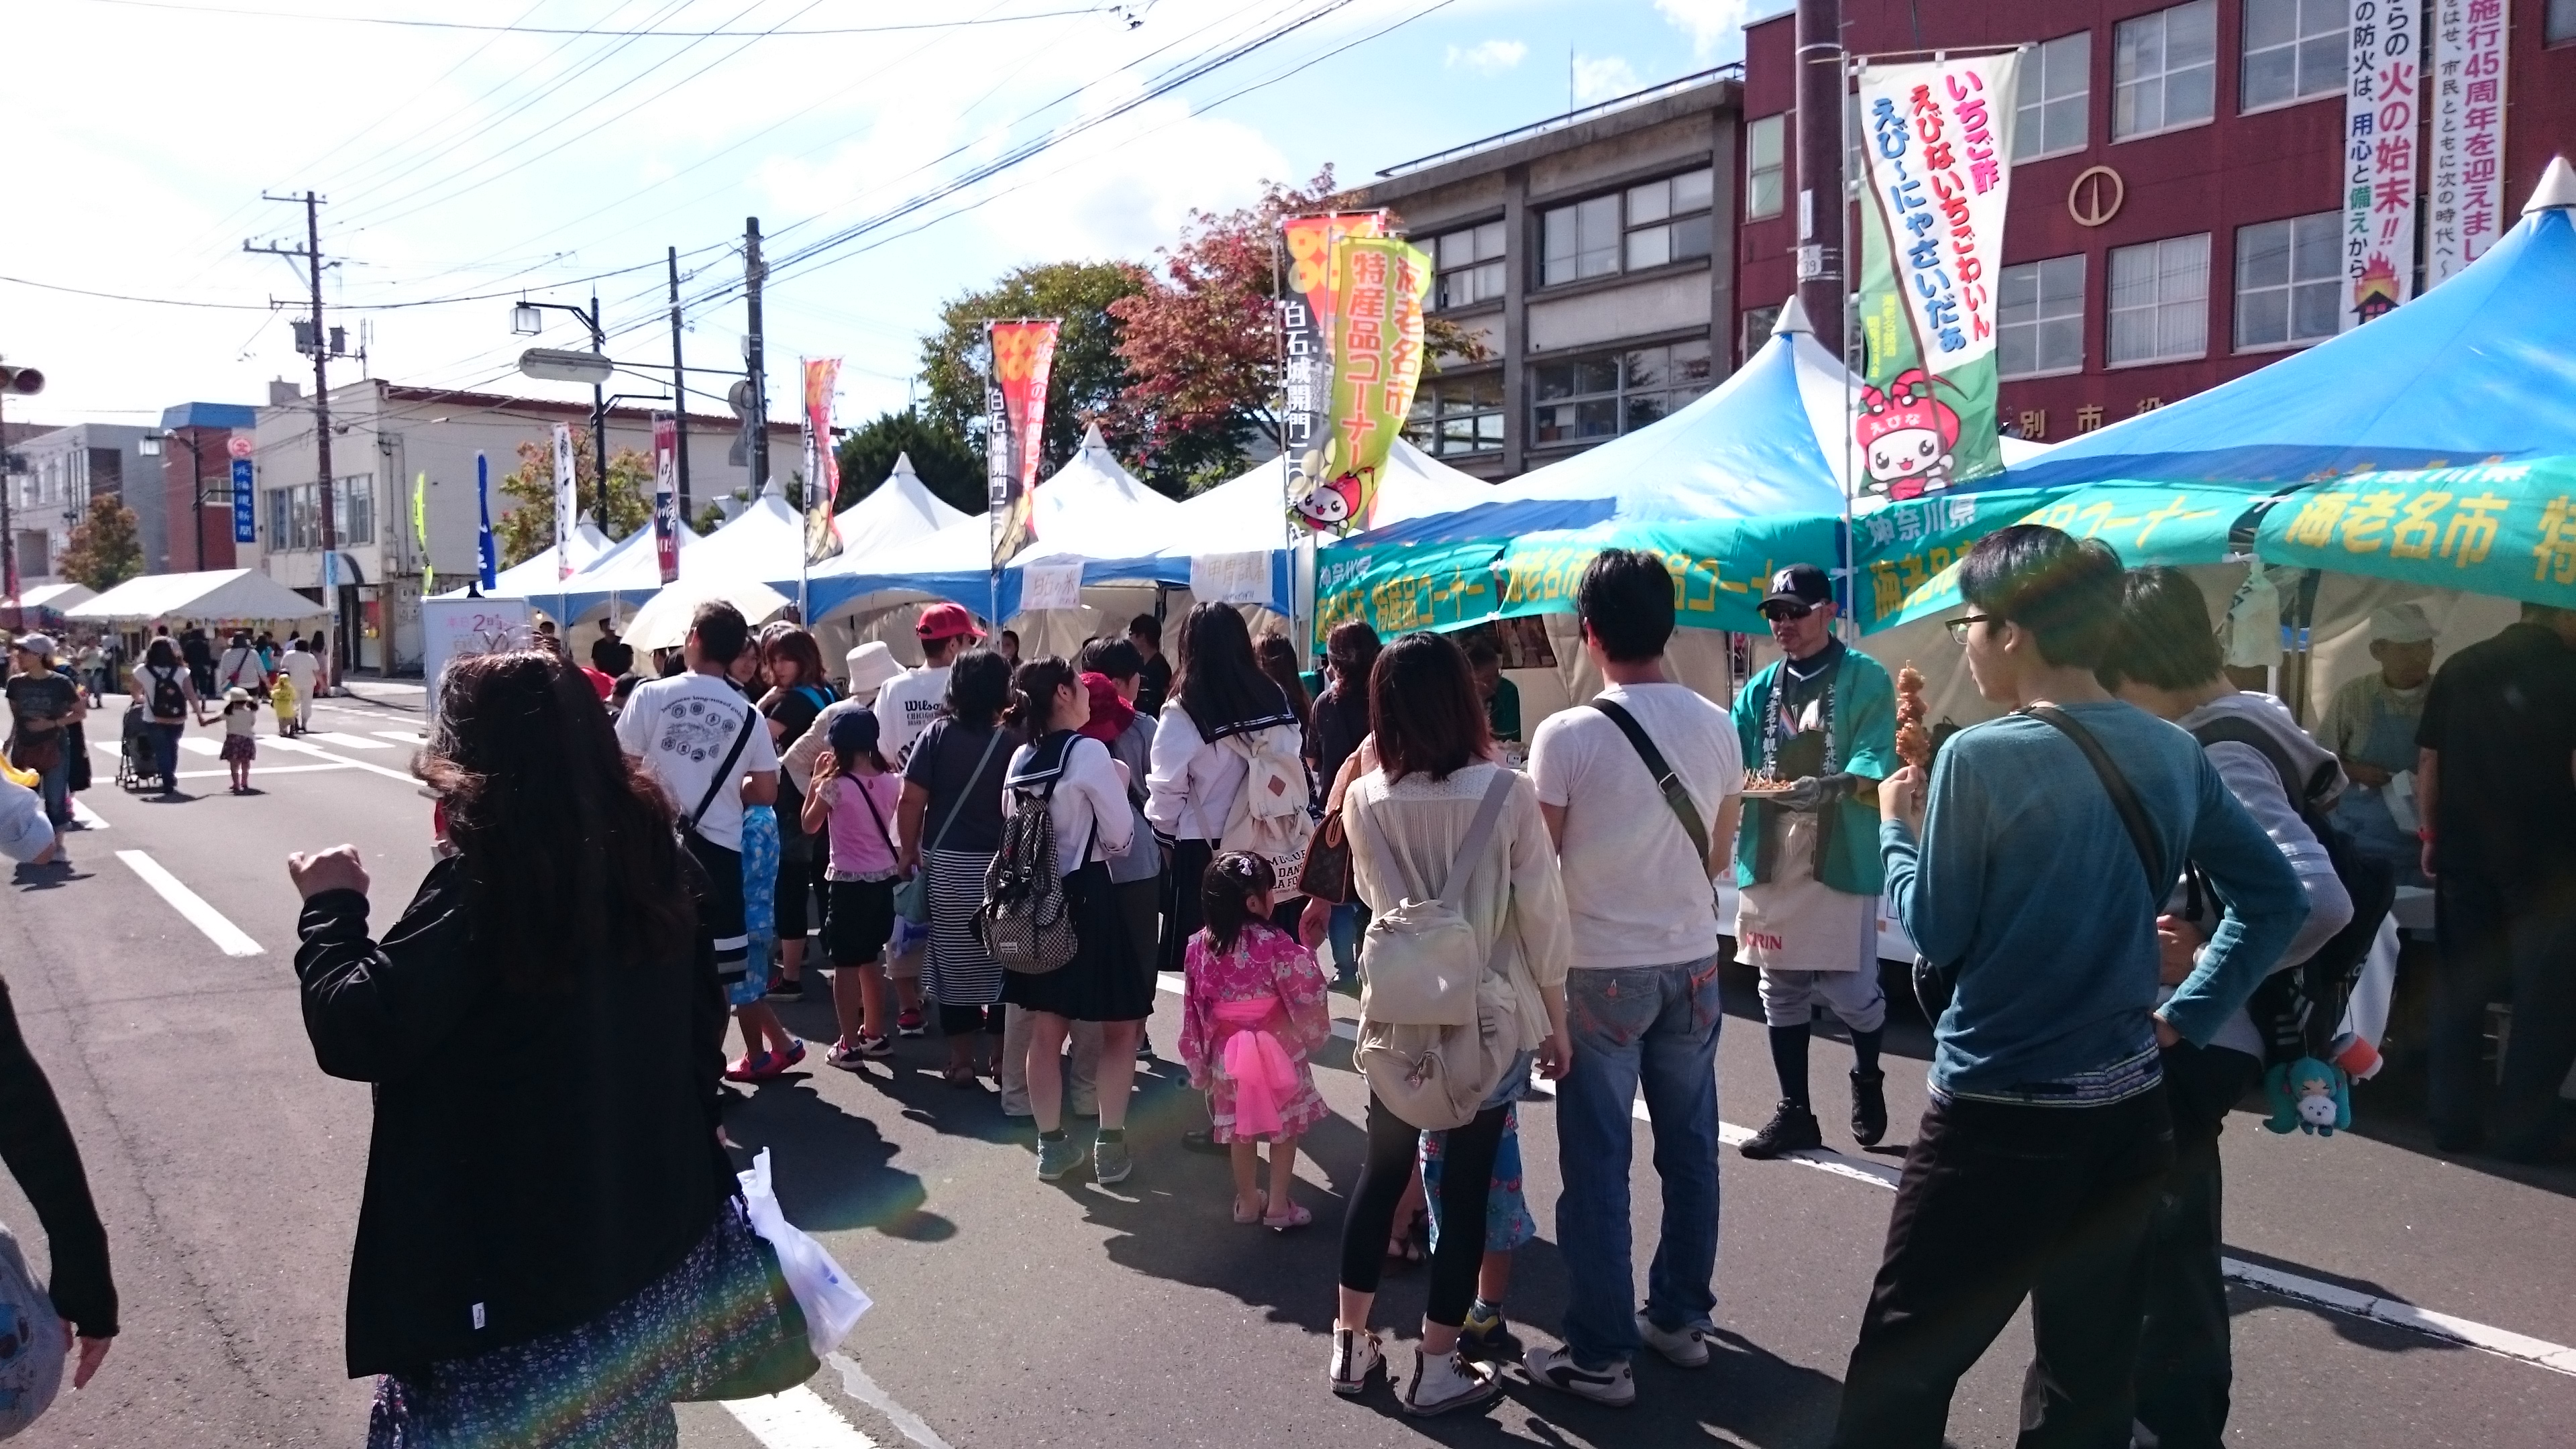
[1739,1099,1823,1159]
[1850,1068,1888,1147]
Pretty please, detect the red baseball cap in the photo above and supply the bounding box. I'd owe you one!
[914,602,985,642]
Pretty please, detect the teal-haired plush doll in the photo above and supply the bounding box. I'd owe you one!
[2262,1055,2351,1136]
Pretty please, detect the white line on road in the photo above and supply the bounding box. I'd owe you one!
[170,763,354,780]
[70,800,108,829]
[177,736,219,756]
[375,730,429,744]
[723,1386,879,1448]
[828,1352,955,1449]
[115,850,262,957]
[305,731,394,750]
[265,741,421,784]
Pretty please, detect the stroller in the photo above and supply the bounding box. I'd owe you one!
[116,704,162,792]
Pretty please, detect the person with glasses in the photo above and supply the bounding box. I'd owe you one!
[1729,564,1900,1159]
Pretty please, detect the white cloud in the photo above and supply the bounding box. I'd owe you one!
[1572,54,1642,104]
[1656,0,1757,60]
[1444,39,1529,75]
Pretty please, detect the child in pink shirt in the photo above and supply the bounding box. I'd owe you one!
[802,709,906,1067]
[1179,852,1332,1230]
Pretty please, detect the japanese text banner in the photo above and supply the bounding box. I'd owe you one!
[1316,539,1507,638]
[2343,0,2420,327]
[2426,0,2506,288]
[802,356,844,564]
[1854,50,2019,514]
[552,423,578,580]
[985,319,1059,567]
[1279,211,1385,534]
[651,415,680,586]
[1498,517,1845,635]
[1320,237,1431,534]
[1857,483,2256,633]
[2261,458,2576,610]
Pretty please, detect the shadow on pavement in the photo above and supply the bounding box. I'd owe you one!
[718,1071,954,1244]
[2218,1246,2477,1358]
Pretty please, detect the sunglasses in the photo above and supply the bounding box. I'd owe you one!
[1945,613,2000,643]
[1760,601,1815,623]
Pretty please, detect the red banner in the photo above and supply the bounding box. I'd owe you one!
[985,319,1059,566]
[651,414,680,585]
[1279,211,1385,533]
[802,357,843,564]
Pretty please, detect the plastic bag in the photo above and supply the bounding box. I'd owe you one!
[736,1149,871,1359]
[0,1221,66,1440]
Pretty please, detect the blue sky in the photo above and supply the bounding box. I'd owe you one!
[5,0,1788,436]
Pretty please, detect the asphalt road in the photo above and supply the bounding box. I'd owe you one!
[3,683,2571,1448]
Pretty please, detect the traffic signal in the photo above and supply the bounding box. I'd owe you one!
[0,364,42,395]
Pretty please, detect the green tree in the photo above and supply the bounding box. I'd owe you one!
[58,493,143,592]
[834,409,985,518]
[918,260,1149,486]
[494,429,654,566]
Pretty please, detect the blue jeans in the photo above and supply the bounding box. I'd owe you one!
[1554,954,1725,1368]
[145,723,181,786]
[1327,901,1367,981]
[36,747,69,822]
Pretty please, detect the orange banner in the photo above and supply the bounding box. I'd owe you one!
[985,319,1059,566]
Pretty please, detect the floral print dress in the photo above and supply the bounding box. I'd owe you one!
[1178,922,1333,1144]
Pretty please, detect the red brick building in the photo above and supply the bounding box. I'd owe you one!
[1737,0,2576,443]
[155,402,257,572]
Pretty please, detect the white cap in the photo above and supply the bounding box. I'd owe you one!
[2368,602,2436,645]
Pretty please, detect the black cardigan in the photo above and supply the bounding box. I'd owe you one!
[0,976,116,1338]
[295,858,737,1378]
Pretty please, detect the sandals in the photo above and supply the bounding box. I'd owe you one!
[941,1063,979,1089]
[1233,1197,1262,1226]
[1264,1203,1313,1232]
[723,1038,808,1082]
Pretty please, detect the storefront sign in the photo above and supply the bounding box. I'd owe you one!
[231,458,256,545]
[2426,0,2507,287]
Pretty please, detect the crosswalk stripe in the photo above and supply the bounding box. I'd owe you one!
[307,731,394,751]
[70,800,108,829]
[115,851,262,957]
[177,737,219,756]
[722,1386,879,1448]
[375,730,429,745]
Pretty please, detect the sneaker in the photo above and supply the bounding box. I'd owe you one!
[895,1008,926,1038]
[1328,1326,1384,1395]
[1035,1135,1084,1182]
[1851,1068,1888,1147]
[767,975,804,1003]
[1093,1136,1134,1185]
[1403,1349,1503,1416]
[1636,1313,1712,1368]
[1458,1309,1524,1362]
[1522,1344,1636,1407]
[1738,1099,1823,1160]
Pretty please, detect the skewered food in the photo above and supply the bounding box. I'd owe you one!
[1895,663,1932,771]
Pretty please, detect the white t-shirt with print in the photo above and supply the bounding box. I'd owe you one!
[613,671,780,853]
[1529,680,1744,969]
[871,665,952,770]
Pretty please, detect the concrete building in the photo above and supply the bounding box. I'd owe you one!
[1357,68,1746,480]
[152,401,258,574]
[243,378,797,675]
[5,423,165,586]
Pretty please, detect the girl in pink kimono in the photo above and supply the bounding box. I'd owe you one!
[1179,852,1332,1230]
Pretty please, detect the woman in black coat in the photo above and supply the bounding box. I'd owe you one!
[290,649,790,1448]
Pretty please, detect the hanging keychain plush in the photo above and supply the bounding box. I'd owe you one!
[2262,1056,2351,1136]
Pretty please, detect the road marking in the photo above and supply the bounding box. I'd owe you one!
[70,800,107,829]
[828,1352,955,1449]
[177,737,220,756]
[1146,976,2576,1378]
[723,1386,879,1448]
[375,729,429,744]
[115,851,262,957]
[307,731,394,750]
[266,741,420,784]
[172,763,354,780]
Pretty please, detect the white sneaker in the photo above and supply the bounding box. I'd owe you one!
[1329,1326,1383,1395]
[1523,1344,1637,1407]
[1403,1349,1503,1416]
[1636,1313,1713,1367]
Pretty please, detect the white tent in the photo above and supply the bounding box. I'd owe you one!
[828,451,971,561]
[1150,438,1493,560]
[13,582,96,614]
[454,519,614,602]
[1012,423,1180,565]
[523,515,705,620]
[688,488,806,582]
[68,569,328,624]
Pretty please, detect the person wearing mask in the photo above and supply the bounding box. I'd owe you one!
[1128,612,1171,720]
[131,637,196,794]
[6,635,85,826]
[1329,631,1573,1416]
[998,657,1146,1183]
[1833,527,2306,1448]
[1303,621,1381,986]
[2416,600,2576,1160]
[2095,567,2356,1449]
[214,630,270,700]
[2315,604,2436,886]
[612,603,790,1079]
[1522,551,1744,1407]
[877,604,983,771]
[592,620,636,680]
[756,624,839,1006]
[289,649,775,1444]
[1463,639,1521,747]
[1730,562,1899,1160]
[279,636,321,737]
[895,649,1018,1085]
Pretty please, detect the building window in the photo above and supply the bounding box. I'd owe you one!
[263,475,375,549]
[2241,0,2342,111]
[1740,303,1782,360]
[2112,0,2216,140]
[2013,32,2091,160]
[1432,221,1506,310]
[1541,195,1620,284]
[1532,339,1713,444]
[1998,256,2086,377]
[2235,211,2339,350]
[1540,169,1712,286]
[2108,233,2210,364]
[2551,0,2576,41]
[1746,115,1785,218]
[1405,375,1505,456]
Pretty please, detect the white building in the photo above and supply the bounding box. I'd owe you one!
[5,423,167,584]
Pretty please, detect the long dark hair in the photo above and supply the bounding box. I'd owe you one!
[145,637,179,669]
[419,650,693,994]
[1004,657,1079,734]
[760,622,828,692]
[943,647,1012,730]
[1371,632,1489,783]
[1254,633,1311,731]
[1199,851,1275,955]
[1323,620,1381,698]
[1171,602,1288,737]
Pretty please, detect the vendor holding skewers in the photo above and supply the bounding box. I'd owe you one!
[1731,563,1900,1159]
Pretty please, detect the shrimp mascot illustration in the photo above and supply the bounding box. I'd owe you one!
[1856,368,1961,502]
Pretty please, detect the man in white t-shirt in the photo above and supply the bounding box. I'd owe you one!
[1523,549,1744,1410]
[278,638,320,735]
[614,601,787,1074]
[873,602,983,769]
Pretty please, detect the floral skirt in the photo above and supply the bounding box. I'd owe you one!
[219,733,256,763]
[366,1201,788,1449]
[1421,1105,1536,1255]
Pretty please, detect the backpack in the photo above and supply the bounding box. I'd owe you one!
[146,666,186,720]
[1350,769,1525,1132]
[2186,716,2397,1067]
[1216,722,1312,892]
[978,733,1085,975]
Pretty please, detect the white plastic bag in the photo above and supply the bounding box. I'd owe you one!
[737,1148,871,1359]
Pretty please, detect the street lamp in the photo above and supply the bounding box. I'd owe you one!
[511,301,544,335]
[508,294,610,529]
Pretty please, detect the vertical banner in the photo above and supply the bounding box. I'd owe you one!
[413,471,432,596]
[230,458,256,545]
[984,319,1059,567]
[1854,51,2019,514]
[2343,0,2420,328]
[1322,235,1432,527]
[2426,0,2506,288]
[1279,211,1387,534]
[551,423,578,580]
[474,451,497,591]
[801,357,844,564]
[651,415,681,586]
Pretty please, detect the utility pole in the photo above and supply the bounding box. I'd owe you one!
[668,246,692,522]
[247,191,340,677]
[588,288,610,530]
[1794,0,1846,360]
[743,217,769,500]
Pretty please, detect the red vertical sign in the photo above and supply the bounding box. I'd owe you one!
[651,414,680,584]
[985,319,1060,566]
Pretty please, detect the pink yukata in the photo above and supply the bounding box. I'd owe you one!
[1178,922,1334,1144]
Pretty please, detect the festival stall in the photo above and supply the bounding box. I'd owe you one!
[440,518,613,604]
[67,568,331,626]
[2,582,97,633]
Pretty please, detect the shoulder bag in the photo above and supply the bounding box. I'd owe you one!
[1589,696,1715,879]
[892,726,1004,926]
[679,706,759,848]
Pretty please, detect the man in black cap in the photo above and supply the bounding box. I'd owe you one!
[1729,562,1900,1158]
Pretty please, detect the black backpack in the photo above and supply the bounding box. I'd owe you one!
[2184,717,2396,1067]
[147,667,186,720]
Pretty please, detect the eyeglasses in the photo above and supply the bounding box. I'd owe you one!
[1945,614,2000,643]
[1760,601,1814,623]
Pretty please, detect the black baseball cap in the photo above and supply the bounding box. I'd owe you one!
[1762,564,1835,610]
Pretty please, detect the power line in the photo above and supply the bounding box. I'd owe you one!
[75,0,1116,37]
[0,252,707,313]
